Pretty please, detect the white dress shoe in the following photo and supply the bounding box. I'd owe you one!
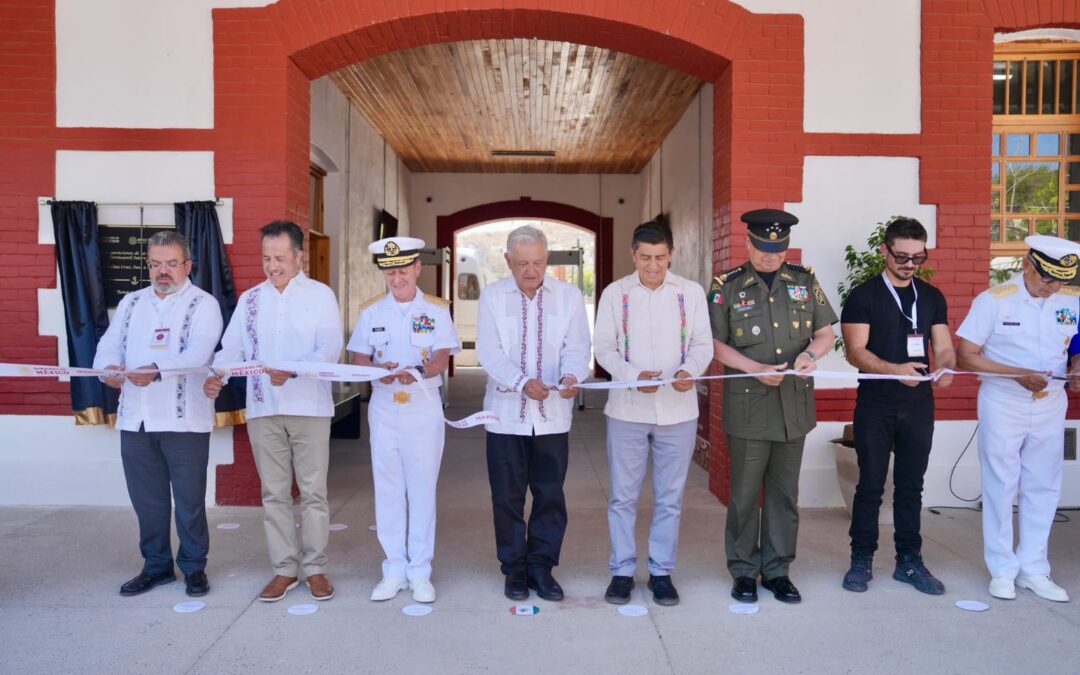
[411,579,436,603]
[1016,575,1070,602]
[988,576,1015,600]
[370,577,409,601]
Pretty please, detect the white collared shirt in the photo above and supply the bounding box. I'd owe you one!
[214,272,343,419]
[477,275,592,435]
[93,281,223,433]
[346,290,461,393]
[594,271,713,425]
[957,273,1078,395]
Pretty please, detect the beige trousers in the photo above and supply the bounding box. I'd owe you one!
[248,415,331,577]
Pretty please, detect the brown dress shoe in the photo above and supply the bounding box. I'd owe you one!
[259,575,299,602]
[306,573,335,601]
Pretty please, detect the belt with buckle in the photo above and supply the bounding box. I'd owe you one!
[393,391,411,405]
[1033,390,1049,400]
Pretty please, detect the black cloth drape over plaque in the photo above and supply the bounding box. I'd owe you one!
[175,201,246,425]
[51,200,117,424]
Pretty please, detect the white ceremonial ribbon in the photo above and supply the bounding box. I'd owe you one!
[0,362,1070,430]
[444,410,500,428]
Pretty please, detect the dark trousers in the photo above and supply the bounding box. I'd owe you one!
[726,435,805,580]
[486,431,569,574]
[120,429,211,575]
[849,398,935,558]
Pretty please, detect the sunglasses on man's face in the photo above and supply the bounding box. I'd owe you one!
[886,246,928,266]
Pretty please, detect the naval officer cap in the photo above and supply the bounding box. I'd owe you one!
[742,209,799,253]
[1025,234,1080,282]
[370,236,425,269]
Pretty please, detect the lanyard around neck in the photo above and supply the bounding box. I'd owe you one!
[881,272,918,333]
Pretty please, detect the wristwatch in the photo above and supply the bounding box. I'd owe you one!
[801,349,817,362]
[415,364,426,378]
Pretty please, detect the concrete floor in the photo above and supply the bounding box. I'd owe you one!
[1,371,1078,674]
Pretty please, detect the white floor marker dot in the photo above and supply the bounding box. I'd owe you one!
[287,604,319,616]
[216,523,240,530]
[402,604,433,617]
[295,522,301,528]
[728,603,760,615]
[368,524,377,532]
[173,601,205,613]
[328,523,348,532]
[955,600,990,612]
[510,604,538,616]
[618,604,648,617]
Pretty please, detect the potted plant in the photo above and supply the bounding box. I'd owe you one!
[830,218,936,524]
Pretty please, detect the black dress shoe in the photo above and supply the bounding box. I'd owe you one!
[120,570,176,597]
[605,575,635,604]
[647,575,679,606]
[504,571,529,601]
[526,568,564,601]
[731,576,758,603]
[185,571,210,597]
[761,575,802,604]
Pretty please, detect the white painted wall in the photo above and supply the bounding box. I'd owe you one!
[309,76,412,337]
[732,0,921,134]
[639,86,713,289]
[0,417,234,506]
[787,155,936,386]
[408,173,642,291]
[802,420,1080,509]
[55,0,277,129]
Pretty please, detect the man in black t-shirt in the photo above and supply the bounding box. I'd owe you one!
[839,217,956,595]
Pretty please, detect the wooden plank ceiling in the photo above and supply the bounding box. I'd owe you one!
[329,39,703,174]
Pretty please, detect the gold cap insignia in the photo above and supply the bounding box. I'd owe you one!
[384,241,400,257]
[1062,254,1078,267]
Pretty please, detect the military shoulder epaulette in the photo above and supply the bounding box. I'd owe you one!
[424,293,450,308]
[786,263,814,275]
[359,293,386,311]
[988,284,1019,299]
[1056,286,1080,297]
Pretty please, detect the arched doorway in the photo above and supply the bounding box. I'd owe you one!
[435,198,612,376]
[451,218,597,367]
[209,1,801,505]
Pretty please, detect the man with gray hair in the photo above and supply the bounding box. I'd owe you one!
[477,224,591,601]
[94,230,223,598]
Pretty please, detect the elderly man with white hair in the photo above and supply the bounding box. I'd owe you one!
[477,225,591,602]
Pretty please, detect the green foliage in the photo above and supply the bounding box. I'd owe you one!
[834,217,937,352]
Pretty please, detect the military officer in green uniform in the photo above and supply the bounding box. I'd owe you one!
[709,209,838,604]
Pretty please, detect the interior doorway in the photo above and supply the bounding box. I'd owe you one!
[452,219,597,366]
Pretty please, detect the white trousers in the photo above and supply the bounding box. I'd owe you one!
[976,384,1065,579]
[368,387,445,582]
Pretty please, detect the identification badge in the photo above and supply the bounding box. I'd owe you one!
[150,328,170,348]
[906,333,925,358]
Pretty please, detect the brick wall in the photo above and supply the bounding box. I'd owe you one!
[2,0,1077,504]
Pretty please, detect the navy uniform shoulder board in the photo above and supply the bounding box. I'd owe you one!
[359,293,386,311]
[423,293,450,309]
[785,263,814,276]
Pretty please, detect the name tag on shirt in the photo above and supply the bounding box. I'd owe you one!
[907,333,925,358]
[150,328,170,348]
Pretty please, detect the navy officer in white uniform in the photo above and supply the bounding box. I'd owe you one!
[957,234,1080,603]
[348,236,460,604]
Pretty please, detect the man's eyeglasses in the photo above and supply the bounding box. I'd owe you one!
[1038,274,1064,286]
[886,246,928,266]
[147,260,188,271]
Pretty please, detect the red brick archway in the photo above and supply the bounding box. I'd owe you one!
[7,0,1080,504]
